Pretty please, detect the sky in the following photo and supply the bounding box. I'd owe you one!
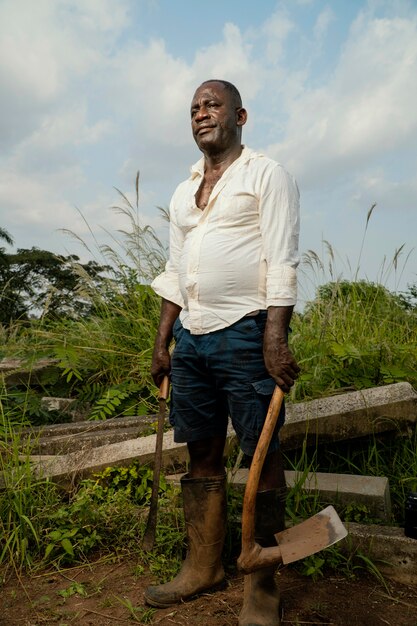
[0,0,416,308]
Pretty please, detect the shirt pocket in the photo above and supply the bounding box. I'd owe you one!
[216,192,259,226]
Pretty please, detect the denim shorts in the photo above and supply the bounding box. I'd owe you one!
[169,311,285,456]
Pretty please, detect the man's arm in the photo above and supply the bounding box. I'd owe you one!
[257,163,300,392]
[151,298,182,387]
[263,305,300,392]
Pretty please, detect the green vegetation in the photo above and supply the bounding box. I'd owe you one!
[1,185,416,591]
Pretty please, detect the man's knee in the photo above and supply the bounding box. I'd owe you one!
[188,436,226,477]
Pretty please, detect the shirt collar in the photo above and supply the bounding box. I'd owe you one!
[189,145,256,179]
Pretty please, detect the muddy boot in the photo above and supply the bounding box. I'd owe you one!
[144,474,227,607]
[238,488,286,626]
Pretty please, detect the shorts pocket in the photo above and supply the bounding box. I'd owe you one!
[172,316,182,340]
[251,377,276,396]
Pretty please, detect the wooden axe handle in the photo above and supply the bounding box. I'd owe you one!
[238,386,285,571]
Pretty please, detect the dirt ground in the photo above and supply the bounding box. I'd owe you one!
[1,558,416,626]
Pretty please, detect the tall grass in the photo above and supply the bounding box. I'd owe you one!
[0,388,59,571]
[291,240,417,402]
[2,176,168,420]
[1,187,416,576]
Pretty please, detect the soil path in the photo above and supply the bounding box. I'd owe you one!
[1,559,416,625]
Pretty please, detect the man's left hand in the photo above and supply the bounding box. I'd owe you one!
[263,338,300,392]
[263,306,300,392]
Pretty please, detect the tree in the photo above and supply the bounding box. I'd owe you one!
[0,227,13,247]
[0,247,109,325]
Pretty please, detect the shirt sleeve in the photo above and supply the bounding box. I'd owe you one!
[151,192,185,308]
[258,162,300,307]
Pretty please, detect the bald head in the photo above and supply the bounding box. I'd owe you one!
[198,80,242,109]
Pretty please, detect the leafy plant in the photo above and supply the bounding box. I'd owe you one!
[299,542,389,590]
[300,554,325,580]
[114,596,156,624]
[58,581,88,598]
[93,462,168,505]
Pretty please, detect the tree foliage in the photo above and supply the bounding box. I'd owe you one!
[0,246,110,325]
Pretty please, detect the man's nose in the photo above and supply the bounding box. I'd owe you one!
[194,105,209,121]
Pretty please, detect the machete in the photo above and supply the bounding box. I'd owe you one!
[142,376,170,552]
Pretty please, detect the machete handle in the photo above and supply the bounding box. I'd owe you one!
[159,376,170,401]
[142,375,170,552]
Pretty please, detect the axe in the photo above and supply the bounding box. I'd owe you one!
[237,386,348,573]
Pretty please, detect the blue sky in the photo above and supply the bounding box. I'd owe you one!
[1,0,416,307]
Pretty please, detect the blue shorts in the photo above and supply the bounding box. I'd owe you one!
[170,311,285,456]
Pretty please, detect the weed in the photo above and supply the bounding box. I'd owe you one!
[147,553,181,583]
[114,595,156,623]
[58,581,88,598]
[300,554,325,580]
[133,564,145,577]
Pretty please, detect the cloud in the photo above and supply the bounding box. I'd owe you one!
[0,0,416,298]
[104,21,262,151]
[265,7,417,191]
[352,169,417,213]
[314,6,335,41]
[0,0,127,148]
[261,10,295,63]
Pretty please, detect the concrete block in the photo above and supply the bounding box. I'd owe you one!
[345,522,417,585]
[17,382,417,487]
[0,358,60,387]
[28,426,151,455]
[283,471,392,522]
[21,414,160,454]
[40,397,90,422]
[281,382,417,450]
[166,469,392,522]
[29,424,237,487]
[31,430,187,485]
[24,383,417,458]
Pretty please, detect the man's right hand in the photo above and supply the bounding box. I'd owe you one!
[151,344,171,388]
[150,298,182,388]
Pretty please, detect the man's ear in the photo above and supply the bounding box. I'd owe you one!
[236,107,247,127]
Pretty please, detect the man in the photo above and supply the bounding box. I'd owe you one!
[145,79,300,626]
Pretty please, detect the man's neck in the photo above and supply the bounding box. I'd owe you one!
[202,144,243,175]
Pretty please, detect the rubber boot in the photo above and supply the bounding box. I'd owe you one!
[238,488,286,626]
[144,473,227,607]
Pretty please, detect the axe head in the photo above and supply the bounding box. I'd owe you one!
[274,505,348,565]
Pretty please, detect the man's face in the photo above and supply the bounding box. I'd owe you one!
[190,82,246,153]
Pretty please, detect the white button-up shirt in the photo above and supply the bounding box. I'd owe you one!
[151,146,300,335]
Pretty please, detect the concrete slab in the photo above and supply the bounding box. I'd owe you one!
[166,469,392,522]
[23,382,417,458]
[40,397,89,422]
[29,424,237,488]
[27,425,154,455]
[0,358,60,387]
[234,469,391,522]
[12,382,416,487]
[345,522,417,585]
[22,413,154,437]
[21,414,160,454]
[280,382,417,450]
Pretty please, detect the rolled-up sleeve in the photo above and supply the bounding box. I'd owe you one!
[151,198,185,308]
[258,163,300,307]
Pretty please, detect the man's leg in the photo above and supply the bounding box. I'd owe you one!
[144,435,227,608]
[188,435,227,477]
[239,448,286,626]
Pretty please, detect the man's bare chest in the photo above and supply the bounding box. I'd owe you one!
[194,171,223,210]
